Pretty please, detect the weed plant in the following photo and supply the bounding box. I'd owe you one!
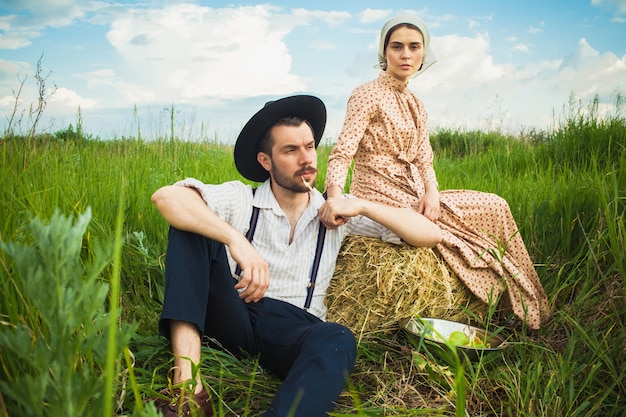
[0,209,153,416]
[0,94,624,416]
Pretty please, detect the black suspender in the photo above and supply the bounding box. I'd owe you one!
[304,222,327,309]
[235,189,327,310]
[234,189,260,277]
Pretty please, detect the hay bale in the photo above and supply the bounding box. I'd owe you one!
[326,235,487,337]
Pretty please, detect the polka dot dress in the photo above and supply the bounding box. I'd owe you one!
[326,71,549,329]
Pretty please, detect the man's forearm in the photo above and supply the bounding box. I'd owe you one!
[151,185,240,245]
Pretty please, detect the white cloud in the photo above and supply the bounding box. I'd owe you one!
[358,9,392,24]
[104,4,309,104]
[556,38,626,98]
[49,86,97,109]
[425,33,509,86]
[514,43,529,53]
[116,80,156,103]
[528,24,543,34]
[0,0,90,49]
[76,67,160,104]
[0,58,29,75]
[592,0,626,14]
[408,33,626,132]
[433,14,457,24]
[292,9,351,26]
[0,23,39,49]
[413,33,516,130]
[0,59,34,111]
[468,19,480,29]
[1,2,624,138]
[77,68,116,89]
[0,95,18,106]
[466,14,493,30]
[3,0,86,24]
[310,40,338,50]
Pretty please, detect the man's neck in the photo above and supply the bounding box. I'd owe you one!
[270,183,311,244]
[271,183,310,214]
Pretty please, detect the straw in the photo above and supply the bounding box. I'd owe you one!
[326,235,488,339]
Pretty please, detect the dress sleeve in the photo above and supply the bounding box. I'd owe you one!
[414,98,438,186]
[324,86,376,192]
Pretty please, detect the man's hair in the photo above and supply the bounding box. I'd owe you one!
[258,117,314,156]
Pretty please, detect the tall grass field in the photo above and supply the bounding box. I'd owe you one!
[1,95,624,417]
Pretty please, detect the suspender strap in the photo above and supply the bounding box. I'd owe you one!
[234,189,259,276]
[245,207,261,242]
[303,223,327,310]
[235,189,327,310]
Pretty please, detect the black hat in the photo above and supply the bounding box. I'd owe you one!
[234,95,326,182]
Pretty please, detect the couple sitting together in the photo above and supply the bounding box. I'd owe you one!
[151,14,549,417]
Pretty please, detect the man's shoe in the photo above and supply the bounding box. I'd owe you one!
[154,386,213,417]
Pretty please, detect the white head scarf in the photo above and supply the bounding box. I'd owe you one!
[377,14,436,78]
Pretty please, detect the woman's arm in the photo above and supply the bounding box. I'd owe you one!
[325,88,375,197]
[412,98,440,221]
[318,197,442,248]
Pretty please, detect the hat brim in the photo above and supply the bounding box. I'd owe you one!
[234,95,326,182]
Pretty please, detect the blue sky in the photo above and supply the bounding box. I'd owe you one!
[1,0,625,142]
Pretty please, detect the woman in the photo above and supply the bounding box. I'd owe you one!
[323,14,549,329]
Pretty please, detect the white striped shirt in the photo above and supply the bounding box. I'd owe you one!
[176,178,401,320]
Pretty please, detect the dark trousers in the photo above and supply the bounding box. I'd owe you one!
[159,227,357,417]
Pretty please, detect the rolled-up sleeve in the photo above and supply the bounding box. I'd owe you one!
[174,178,253,232]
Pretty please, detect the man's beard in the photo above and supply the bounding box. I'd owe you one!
[271,165,317,193]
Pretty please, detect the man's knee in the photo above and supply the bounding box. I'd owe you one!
[310,322,357,368]
[329,322,357,355]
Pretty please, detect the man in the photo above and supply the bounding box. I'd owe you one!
[151,95,442,417]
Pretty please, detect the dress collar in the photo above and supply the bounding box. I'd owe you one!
[378,70,409,92]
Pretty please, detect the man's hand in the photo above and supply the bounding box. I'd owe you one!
[228,235,270,303]
[152,185,271,302]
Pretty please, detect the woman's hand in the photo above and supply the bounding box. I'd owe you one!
[324,184,343,200]
[320,185,348,229]
[418,187,440,222]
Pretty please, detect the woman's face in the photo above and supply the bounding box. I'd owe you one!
[384,26,424,82]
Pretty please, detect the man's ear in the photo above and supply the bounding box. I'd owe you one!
[257,152,271,172]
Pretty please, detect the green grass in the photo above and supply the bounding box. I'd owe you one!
[0,95,624,416]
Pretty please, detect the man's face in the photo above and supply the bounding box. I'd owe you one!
[258,123,318,193]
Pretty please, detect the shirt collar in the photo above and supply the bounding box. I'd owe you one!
[253,179,326,218]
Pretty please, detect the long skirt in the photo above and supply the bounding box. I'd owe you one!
[435,190,549,329]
